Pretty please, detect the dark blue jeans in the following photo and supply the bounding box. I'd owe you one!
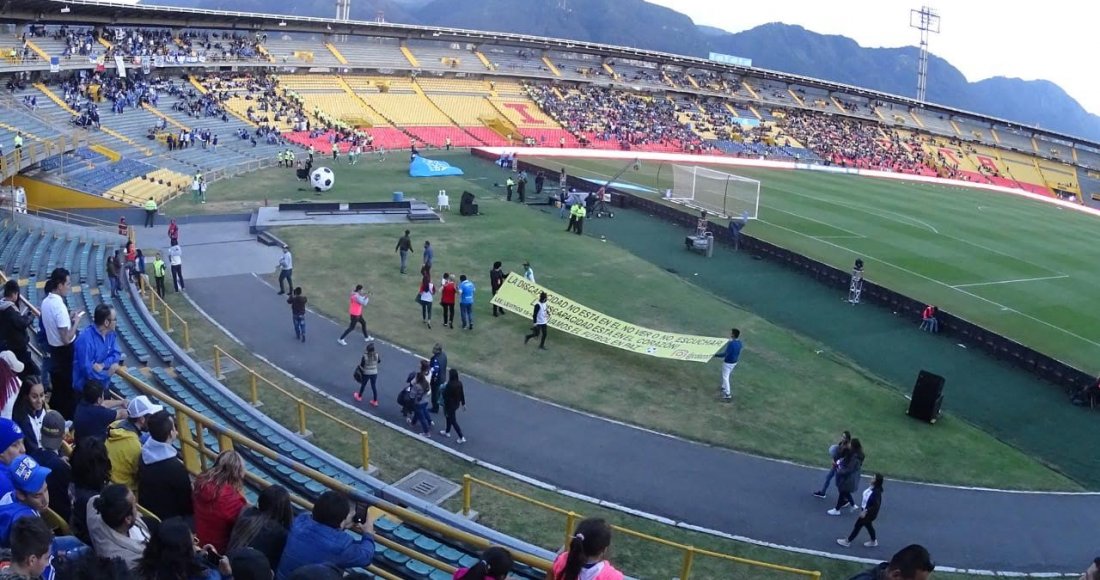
[460,303,473,327]
[357,374,378,400]
[292,314,305,339]
[414,402,431,434]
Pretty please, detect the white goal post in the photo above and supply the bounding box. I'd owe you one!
[668,164,760,219]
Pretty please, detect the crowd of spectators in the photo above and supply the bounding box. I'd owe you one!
[780,109,931,174]
[0,269,378,579]
[30,25,266,64]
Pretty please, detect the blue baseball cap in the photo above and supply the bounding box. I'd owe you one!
[9,455,50,495]
[0,419,23,454]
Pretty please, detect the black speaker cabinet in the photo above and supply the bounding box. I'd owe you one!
[460,191,477,216]
[907,370,945,423]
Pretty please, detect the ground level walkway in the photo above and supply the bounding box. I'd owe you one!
[182,240,1100,576]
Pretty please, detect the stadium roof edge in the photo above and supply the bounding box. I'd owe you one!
[7,0,1097,148]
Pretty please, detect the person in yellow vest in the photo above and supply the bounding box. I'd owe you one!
[505,177,515,201]
[152,252,166,298]
[571,202,587,235]
[143,197,157,228]
[12,133,22,150]
[287,149,295,166]
[276,150,285,167]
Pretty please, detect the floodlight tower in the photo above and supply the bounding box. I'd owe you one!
[909,6,940,102]
[334,0,350,41]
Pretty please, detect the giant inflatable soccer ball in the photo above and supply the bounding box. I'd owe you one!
[310,166,335,192]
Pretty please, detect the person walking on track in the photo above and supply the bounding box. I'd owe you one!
[837,473,884,548]
[439,369,466,444]
[338,285,372,345]
[353,342,381,406]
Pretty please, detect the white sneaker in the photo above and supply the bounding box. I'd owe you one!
[439,430,450,438]
[826,509,841,516]
[338,339,347,345]
[457,437,466,444]
[365,336,373,342]
[864,540,878,548]
[836,539,851,547]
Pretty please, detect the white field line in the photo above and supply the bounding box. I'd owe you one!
[951,275,1071,289]
[812,234,866,240]
[755,217,1100,350]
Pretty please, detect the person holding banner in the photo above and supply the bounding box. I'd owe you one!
[714,328,742,402]
[524,292,551,350]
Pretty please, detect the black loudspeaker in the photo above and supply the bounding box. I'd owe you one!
[460,191,478,216]
[907,370,945,423]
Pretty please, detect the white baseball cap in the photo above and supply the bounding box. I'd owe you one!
[127,395,163,418]
[0,351,23,374]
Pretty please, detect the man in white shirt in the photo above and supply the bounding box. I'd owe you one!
[276,245,293,295]
[524,291,551,350]
[40,268,84,419]
[168,241,184,292]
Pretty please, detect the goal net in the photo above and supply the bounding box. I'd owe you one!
[668,165,760,219]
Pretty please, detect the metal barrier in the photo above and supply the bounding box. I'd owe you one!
[22,202,127,241]
[461,475,821,580]
[114,368,552,575]
[211,345,370,471]
[144,289,192,351]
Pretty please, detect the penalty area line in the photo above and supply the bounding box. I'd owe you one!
[951,275,1070,289]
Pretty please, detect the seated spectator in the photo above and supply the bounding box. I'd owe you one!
[136,518,227,580]
[228,485,292,571]
[453,546,513,580]
[0,280,37,380]
[275,491,375,580]
[49,551,132,580]
[106,396,162,494]
[73,382,127,444]
[0,455,52,547]
[550,517,623,580]
[0,516,54,580]
[0,420,27,498]
[11,380,46,453]
[286,564,340,580]
[87,484,151,572]
[227,547,274,580]
[919,305,939,333]
[137,411,193,522]
[69,437,111,545]
[0,352,23,419]
[847,543,934,580]
[28,411,71,524]
[72,304,123,397]
[193,451,247,554]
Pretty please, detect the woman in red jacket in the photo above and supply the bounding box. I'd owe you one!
[192,450,247,554]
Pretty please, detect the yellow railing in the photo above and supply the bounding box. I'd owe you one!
[113,368,551,575]
[211,345,370,470]
[461,475,821,580]
[144,290,191,350]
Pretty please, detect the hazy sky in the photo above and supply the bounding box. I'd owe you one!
[650,0,1099,116]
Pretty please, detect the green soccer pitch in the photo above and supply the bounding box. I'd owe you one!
[532,156,1100,373]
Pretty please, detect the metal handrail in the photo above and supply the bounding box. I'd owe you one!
[212,345,368,469]
[114,368,552,572]
[462,474,821,579]
[144,290,191,350]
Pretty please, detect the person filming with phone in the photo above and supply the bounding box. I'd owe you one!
[275,491,375,579]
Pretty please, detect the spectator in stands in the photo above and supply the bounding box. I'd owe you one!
[275,490,375,580]
[137,518,227,580]
[228,485,292,572]
[132,249,148,296]
[193,450,248,554]
[0,516,54,580]
[0,353,22,420]
[41,268,84,420]
[73,382,127,444]
[11,380,46,453]
[227,547,273,580]
[106,395,162,494]
[88,483,152,572]
[107,250,122,296]
[137,411,193,522]
[847,543,934,580]
[0,280,37,378]
[0,420,26,498]
[828,438,865,515]
[168,239,185,292]
[0,455,53,547]
[72,303,123,400]
[453,546,513,579]
[50,551,132,580]
[69,437,112,546]
[550,517,623,580]
[28,411,70,524]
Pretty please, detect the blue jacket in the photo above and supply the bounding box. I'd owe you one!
[458,281,475,304]
[72,325,122,393]
[717,339,742,363]
[0,491,38,547]
[275,513,375,579]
